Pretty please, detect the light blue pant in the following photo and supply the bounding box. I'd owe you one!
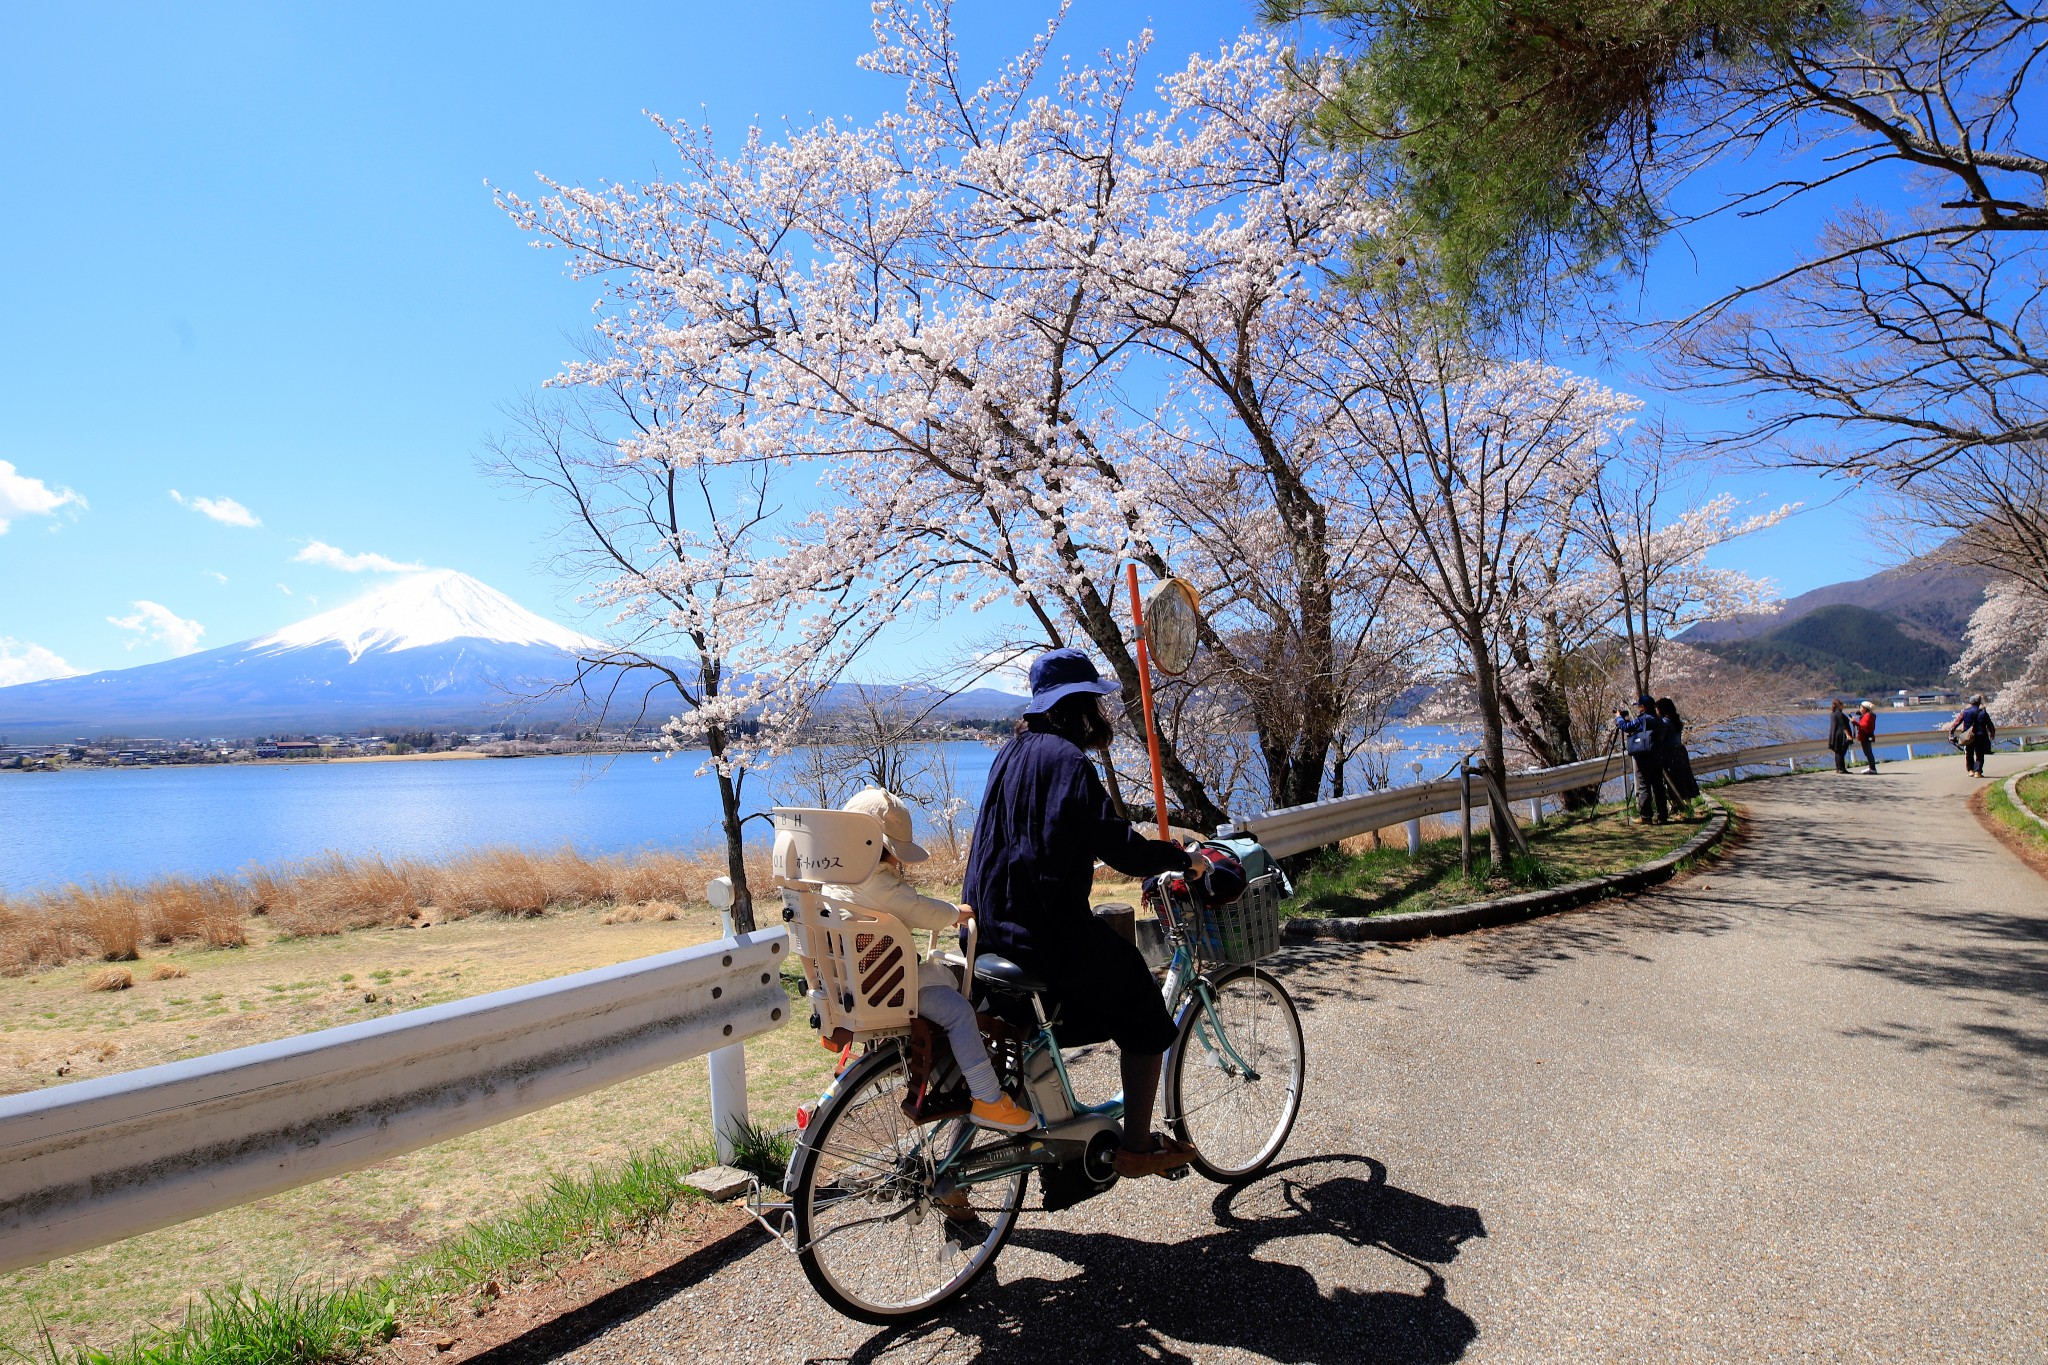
[918,960,1001,1104]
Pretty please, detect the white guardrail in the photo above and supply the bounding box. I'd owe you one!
[1236,726,2048,858]
[0,928,791,1276]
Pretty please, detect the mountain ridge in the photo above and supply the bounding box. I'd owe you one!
[0,573,1029,741]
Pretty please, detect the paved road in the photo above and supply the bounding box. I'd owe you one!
[490,753,2047,1363]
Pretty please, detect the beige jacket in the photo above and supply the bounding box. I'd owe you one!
[821,861,958,935]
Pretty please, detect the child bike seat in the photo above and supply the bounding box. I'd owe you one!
[973,953,1049,994]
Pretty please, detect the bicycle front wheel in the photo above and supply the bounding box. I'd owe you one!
[790,1043,1027,1325]
[1165,965,1305,1183]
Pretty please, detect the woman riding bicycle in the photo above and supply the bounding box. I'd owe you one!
[962,648,1210,1179]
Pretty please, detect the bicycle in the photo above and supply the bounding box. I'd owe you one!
[750,821,1305,1326]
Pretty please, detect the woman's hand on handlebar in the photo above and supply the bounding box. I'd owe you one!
[1183,842,1209,878]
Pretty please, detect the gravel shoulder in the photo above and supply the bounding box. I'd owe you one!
[477,752,2047,1364]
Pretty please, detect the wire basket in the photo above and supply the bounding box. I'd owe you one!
[1152,870,1283,966]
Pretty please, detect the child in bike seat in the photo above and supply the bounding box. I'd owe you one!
[822,788,1035,1133]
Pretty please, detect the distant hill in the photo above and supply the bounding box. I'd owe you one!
[1684,558,1990,650]
[1709,603,1958,692]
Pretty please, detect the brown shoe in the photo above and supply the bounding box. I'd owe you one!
[1113,1134,1195,1179]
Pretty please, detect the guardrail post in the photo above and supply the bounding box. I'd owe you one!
[707,883,751,1165]
[1906,743,1915,761]
[1406,816,1421,857]
[1530,796,1544,825]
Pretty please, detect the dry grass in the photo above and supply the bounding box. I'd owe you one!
[85,966,134,992]
[148,963,188,981]
[0,845,780,977]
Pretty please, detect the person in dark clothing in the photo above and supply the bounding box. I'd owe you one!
[1827,699,1853,774]
[1655,697,1700,812]
[1616,694,1669,823]
[1949,695,1997,777]
[962,648,1210,1179]
[1853,700,1879,774]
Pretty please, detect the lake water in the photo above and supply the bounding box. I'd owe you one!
[0,711,1963,893]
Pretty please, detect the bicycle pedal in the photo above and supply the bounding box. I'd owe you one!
[1162,1163,1192,1181]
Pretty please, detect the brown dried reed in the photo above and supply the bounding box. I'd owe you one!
[149,963,189,980]
[86,966,134,992]
[1,842,785,975]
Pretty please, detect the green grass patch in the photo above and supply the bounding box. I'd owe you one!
[13,1121,787,1365]
[1287,798,1718,921]
[2015,768,2048,822]
[1987,774,2048,857]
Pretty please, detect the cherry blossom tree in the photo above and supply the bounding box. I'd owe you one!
[1960,578,2048,724]
[488,389,888,934]
[497,3,1432,824]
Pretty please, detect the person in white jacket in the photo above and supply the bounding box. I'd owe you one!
[823,788,1034,1133]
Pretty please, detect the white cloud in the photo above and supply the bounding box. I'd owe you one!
[277,582,293,595]
[203,570,228,584]
[0,638,81,686]
[294,540,426,574]
[0,460,85,534]
[107,600,205,655]
[169,489,260,528]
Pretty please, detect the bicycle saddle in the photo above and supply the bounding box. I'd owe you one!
[973,953,1049,994]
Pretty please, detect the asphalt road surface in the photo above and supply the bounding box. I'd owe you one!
[488,753,2047,1363]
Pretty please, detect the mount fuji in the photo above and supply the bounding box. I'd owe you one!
[0,572,601,740]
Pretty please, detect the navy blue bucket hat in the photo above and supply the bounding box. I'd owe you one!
[1024,648,1121,715]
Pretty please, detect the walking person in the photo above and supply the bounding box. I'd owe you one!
[1853,700,1879,774]
[1827,699,1853,774]
[1617,694,1670,824]
[1656,697,1700,814]
[1949,695,1997,777]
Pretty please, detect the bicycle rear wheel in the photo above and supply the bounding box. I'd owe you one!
[790,1043,1027,1325]
[1165,965,1304,1182]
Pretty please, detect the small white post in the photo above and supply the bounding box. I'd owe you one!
[705,876,750,1166]
[1530,796,1544,824]
[1406,817,1422,857]
[1906,743,1916,761]
[1788,757,1797,773]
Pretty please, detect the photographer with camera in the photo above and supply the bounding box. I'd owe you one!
[1616,694,1671,824]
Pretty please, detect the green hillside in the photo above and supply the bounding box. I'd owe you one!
[1710,604,1956,692]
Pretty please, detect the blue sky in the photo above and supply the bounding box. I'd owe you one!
[0,0,1882,685]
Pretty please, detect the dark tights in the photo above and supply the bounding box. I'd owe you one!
[1120,1050,1163,1151]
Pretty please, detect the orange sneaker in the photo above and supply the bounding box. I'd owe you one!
[969,1093,1036,1132]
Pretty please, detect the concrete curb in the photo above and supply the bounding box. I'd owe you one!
[2001,762,2048,834]
[1281,807,1732,944]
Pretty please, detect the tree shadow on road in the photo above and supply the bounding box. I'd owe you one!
[827,1154,1483,1365]
[1829,902,2048,1123]
[1451,882,1744,984]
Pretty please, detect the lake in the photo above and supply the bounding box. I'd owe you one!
[0,711,1960,893]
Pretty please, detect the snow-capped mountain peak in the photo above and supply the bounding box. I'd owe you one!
[250,570,596,661]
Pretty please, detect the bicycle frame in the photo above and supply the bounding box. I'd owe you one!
[919,936,1259,1193]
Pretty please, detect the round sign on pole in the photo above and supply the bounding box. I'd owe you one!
[1142,577,1201,676]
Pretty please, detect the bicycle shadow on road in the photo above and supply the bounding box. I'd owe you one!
[834,1154,1484,1364]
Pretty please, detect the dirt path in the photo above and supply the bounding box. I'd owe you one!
[450,754,2047,1363]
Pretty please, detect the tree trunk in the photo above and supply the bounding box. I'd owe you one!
[1465,627,1518,871]
[708,729,756,935]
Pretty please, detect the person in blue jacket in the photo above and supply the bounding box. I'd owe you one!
[1616,694,1670,823]
[962,648,1210,1179]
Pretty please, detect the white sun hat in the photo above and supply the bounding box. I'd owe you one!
[840,787,931,863]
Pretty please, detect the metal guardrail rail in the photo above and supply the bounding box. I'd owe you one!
[1237,726,2048,858]
[0,928,792,1276]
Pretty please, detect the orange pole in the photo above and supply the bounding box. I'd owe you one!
[1126,563,1172,839]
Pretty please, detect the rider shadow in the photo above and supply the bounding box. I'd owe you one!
[842,1155,1484,1364]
